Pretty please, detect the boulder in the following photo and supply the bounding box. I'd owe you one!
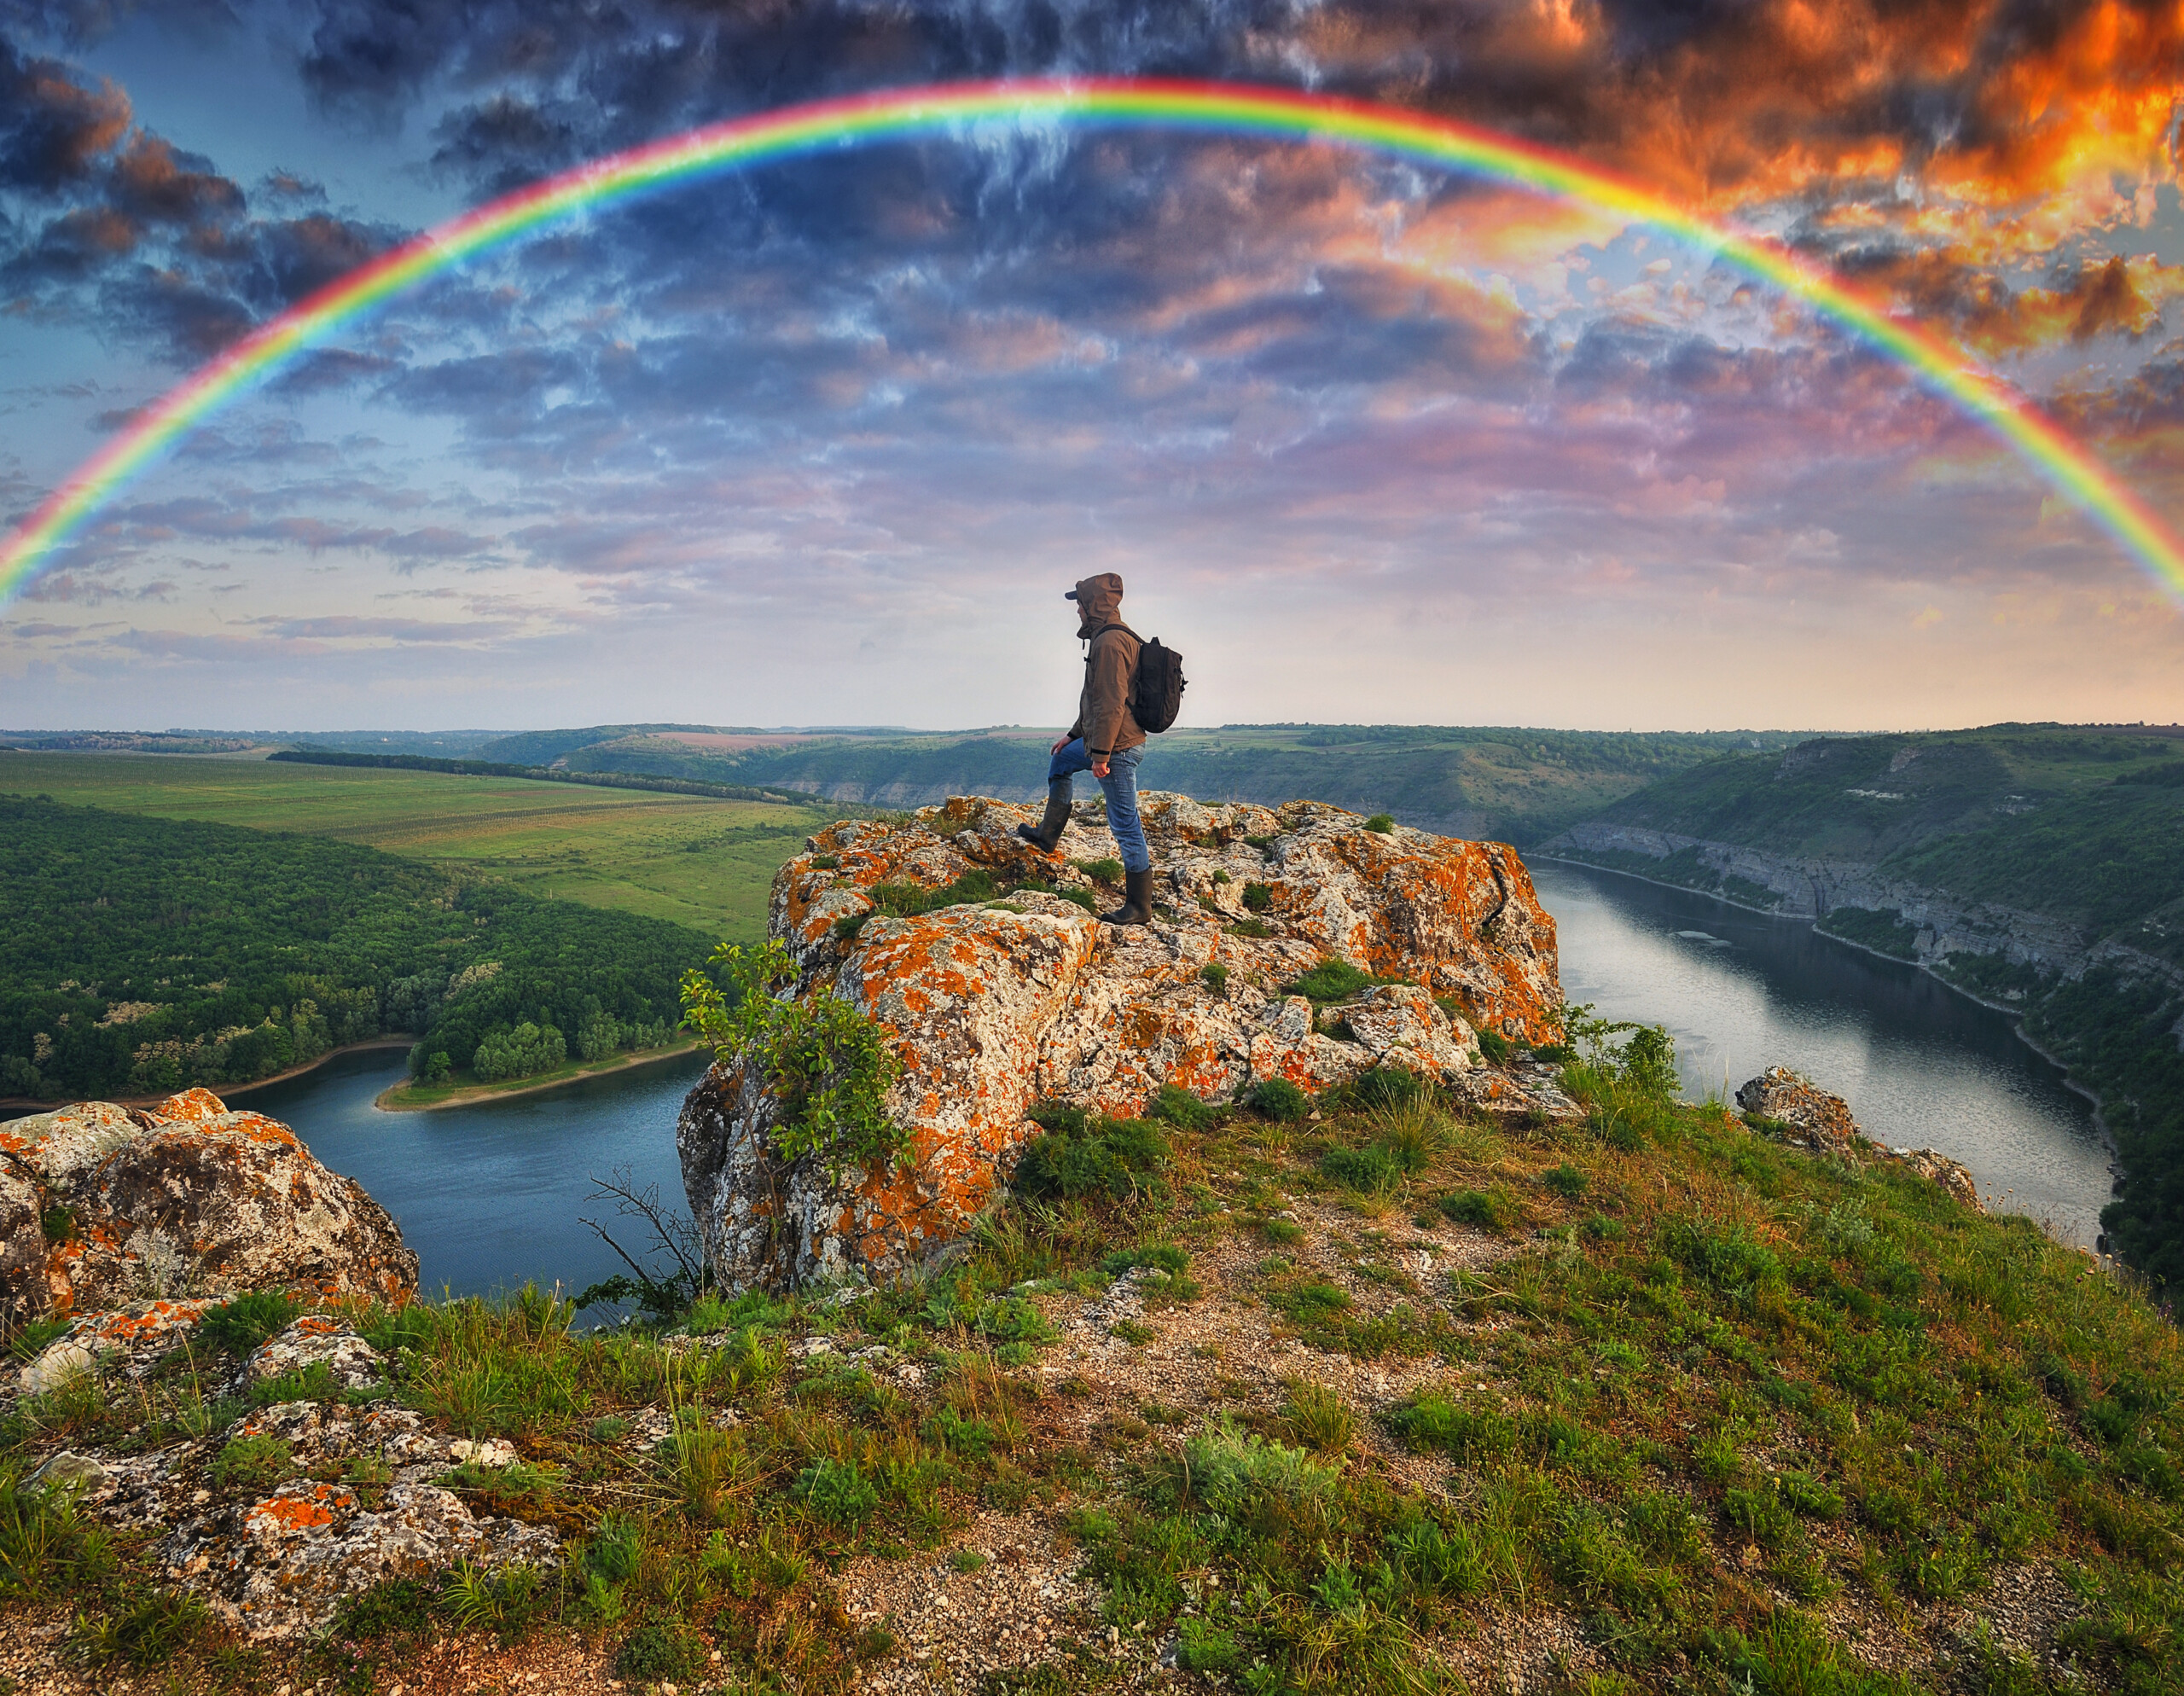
[683,793,1566,1288]
[0,1088,418,1326]
[1895,1147,1984,1212]
[1736,1066,1861,1148]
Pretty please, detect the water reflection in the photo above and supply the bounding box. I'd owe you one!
[1531,860,2114,1249]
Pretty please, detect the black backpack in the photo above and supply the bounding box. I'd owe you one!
[1095,623,1188,734]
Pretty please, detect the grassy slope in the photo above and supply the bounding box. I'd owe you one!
[487,724,1815,847]
[4,1069,2180,1694]
[0,751,828,941]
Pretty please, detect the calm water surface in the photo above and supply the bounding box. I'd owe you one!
[234,1048,706,1299]
[149,859,2114,1290]
[1531,860,2114,1249]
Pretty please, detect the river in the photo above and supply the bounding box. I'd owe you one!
[1531,859,2113,1250]
[30,860,2114,1294]
[233,1046,707,1302]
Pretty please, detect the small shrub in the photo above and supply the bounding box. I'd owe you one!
[616,1621,704,1683]
[1282,1379,1354,1452]
[1242,882,1275,912]
[1147,1083,1217,1130]
[1286,957,1375,1002]
[682,937,907,1179]
[440,1560,543,1644]
[1542,1164,1589,1199]
[950,1547,989,1573]
[1228,917,1272,938]
[1438,1188,1513,1233]
[1246,1077,1310,1122]
[809,853,840,869]
[1199,961,1229,995]
[1176,1617,1241,1673]
[1211,869,1232,884]
[1388,1516,1485,1599]
[208,1435,295,1494]
[1475,1028,1513,1063]
[1365,813,1396,833]
[794,1455,880,1526]
[197,1291,299,1357]
[1012,1112,1169,1203]
[1074,857,1125,882]
[1256,1216,1304,1246]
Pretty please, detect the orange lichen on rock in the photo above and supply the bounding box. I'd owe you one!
[1,1092,419,1327]
[682,793,1570,1290]
[247,1484,352,1532]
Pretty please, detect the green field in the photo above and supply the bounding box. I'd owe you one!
[0,751,828,941]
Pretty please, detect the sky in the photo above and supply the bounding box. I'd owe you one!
[1,0,2181,734]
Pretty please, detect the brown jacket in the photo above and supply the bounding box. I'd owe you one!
[1066,572,1145,756]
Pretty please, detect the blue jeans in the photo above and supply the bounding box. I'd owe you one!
[1047,739,1150,874]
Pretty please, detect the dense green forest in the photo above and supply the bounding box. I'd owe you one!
[0,796,712,1103]
[1549,724,2184,1284]
[474,723,1813,845]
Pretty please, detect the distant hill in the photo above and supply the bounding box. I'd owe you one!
[476,723,1815,846]
[1544,723,2184,1282]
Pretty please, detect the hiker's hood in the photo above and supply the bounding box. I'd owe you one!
[1072,572,1124,636]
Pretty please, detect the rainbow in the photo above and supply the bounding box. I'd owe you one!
[3,77,2179,608]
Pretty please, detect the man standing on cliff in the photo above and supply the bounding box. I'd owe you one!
[1016,572,1153,926]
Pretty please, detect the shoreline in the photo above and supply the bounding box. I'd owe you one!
[1532,851,2123,1173]
[373,1040,706,1113]
[0,1036,415,1118]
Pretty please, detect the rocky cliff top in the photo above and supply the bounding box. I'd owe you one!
[681,793,1572,1292]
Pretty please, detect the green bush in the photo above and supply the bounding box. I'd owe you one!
[1012,1111,1169,1203]
[1246,1077,1310,1122]
[208,1436,295,1494]
[1176,1617,1242,1672]
[1437,1188,1513,1233]
[793,1456,880,1525]
[1542,1163,1589,1199]
[682,938,906,1179]
[198,1290,300,1357]
[1146,1082,1217,1130]
[1285,957,1375,1002]
[1199,961,1229,995]
[1476,1028,1513,1063]
[1242,882,1275,912]
[1365,813,1396,833]
[616,1622,705,1683]
[1074,857,1125,883]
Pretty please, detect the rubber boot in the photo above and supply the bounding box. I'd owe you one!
[1102,865,1153,927]
[1014,781,1072,853]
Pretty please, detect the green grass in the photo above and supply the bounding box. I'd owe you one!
[8,1024,2184,1695]
[0,751,826,939]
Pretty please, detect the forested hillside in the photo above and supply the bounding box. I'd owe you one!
[1547,724,2184,1283]
[0,797,710,1103]
[478,723,1811,845]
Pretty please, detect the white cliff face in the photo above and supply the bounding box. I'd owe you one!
[682,793,1576,1292]
[1544,819,2177,992]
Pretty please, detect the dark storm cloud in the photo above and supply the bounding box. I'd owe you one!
[0,26,404,364]
[0,34,129,191]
